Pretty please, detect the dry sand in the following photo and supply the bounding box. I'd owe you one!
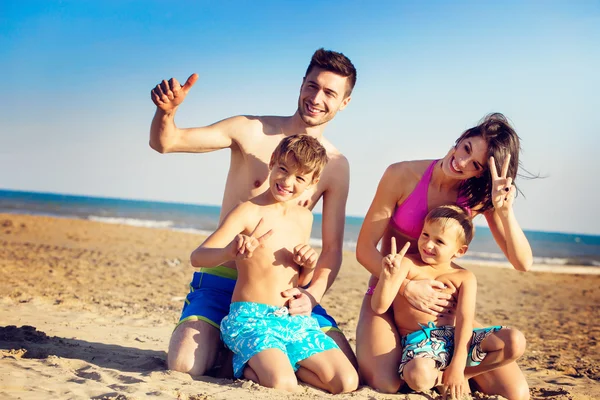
[0,213,598,400]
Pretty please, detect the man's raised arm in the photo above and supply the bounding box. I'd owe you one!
[149,73,238,154]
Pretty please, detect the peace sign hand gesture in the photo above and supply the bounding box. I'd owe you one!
[230,218,273,260]
[380,237,410,281]
[489,155,516,215]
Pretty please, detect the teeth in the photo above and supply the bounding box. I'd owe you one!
[452,159,462,172]
[307,104,322,113]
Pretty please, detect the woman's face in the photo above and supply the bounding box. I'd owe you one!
[441,135,489,180]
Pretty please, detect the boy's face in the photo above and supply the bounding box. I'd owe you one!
[297,67,351,127]
[417,220,467,265]
[269,155,317,202]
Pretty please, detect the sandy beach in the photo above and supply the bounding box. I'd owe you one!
[0,213,598,400]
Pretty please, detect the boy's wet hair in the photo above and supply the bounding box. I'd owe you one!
[305,48,357,97]
[271,134,329,181]
[456,113,522,212]
[425,205,474,246]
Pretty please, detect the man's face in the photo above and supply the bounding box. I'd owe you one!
[297,67,352,127]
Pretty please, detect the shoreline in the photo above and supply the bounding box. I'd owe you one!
[3,211,598,274]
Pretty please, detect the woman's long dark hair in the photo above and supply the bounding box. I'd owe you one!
[457,113,521,213]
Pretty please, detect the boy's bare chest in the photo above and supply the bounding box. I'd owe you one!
[409,268,463,295]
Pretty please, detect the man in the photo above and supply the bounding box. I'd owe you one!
[150,48,357,377]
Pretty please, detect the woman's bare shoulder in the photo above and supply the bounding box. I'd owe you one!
[384,159,436,186]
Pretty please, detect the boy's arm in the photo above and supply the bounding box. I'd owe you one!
[295,213,318,287]
[149,74,246,154]
[190,204,260,268]
[445,271,477,375]
[371,257,411,314]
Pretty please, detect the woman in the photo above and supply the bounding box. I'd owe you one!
[355,113,532,400]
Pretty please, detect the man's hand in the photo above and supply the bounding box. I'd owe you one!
[151,73,198,112]
[228,218,273,260]
[293,244,319,270]
[380,237,410,281]
[403,279,455,316]
[281,287,316,316]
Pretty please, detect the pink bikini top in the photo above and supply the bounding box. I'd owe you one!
[389,160,471,239]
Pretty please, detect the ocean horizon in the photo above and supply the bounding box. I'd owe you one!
[1,189,599,269]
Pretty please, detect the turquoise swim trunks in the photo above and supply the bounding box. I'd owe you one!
[398,322,504,378]
[220,301,340,378]
[177,267,341,332]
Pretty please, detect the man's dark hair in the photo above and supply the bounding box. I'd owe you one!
[305,48,357,97]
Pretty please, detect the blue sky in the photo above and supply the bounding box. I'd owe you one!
[1,1,599,235]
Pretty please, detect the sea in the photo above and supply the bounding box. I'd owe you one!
[1,189,599,270]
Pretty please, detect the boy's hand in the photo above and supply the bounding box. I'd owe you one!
[380,237,410,280]
[442,364,467,400]
[230,218,273,259]
[151,73,199,112]
[293,244,318,270]
[489,155,515,216]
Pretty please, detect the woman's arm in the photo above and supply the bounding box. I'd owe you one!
[484,155,533,272]
[484,208,532,272]
[356,163,406,276]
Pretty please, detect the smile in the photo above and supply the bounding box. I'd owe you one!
[276,183,293,195]
[450,157,463,174]
[305,102,324,115]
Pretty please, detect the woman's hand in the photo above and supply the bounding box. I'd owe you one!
[403,279,454,316]
[489,155,516,217]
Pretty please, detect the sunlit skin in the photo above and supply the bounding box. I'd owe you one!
[188,154,359,394]
[150,61,359,375]
[298,68,351,127]
[355,125,532,398]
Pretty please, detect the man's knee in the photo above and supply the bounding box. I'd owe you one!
[167,321,220,376]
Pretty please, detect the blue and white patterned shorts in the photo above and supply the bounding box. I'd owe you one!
[221,302,339,378]
[398,322,504,379]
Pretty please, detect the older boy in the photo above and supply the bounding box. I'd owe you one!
[150,49,357,375]
[190,135,358,394]
[372,205,525,399]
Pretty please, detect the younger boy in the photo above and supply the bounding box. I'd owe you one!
[190,134,358,394]
[372,205,524,399]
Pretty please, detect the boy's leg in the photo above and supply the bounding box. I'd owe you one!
[296,348,359,394]
[312,303,358,370]
[246,348,299,392]
[466,327,528,399]
[401,358,439,392]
